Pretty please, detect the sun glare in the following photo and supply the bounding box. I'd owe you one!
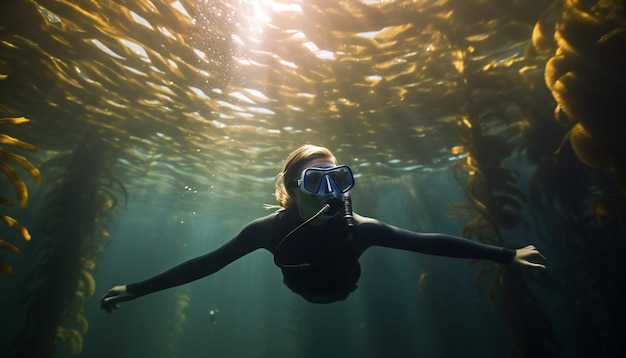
[242,0,302,34]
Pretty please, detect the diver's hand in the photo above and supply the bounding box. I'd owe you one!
[101,285,136,313]
[513,245,547,269]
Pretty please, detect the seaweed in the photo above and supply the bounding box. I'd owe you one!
[542,0,626,235]
[4,130,125,358]
[519,0,626,353]
[449,113,560,357]
[0,74,40,278]
[440,17,560,357]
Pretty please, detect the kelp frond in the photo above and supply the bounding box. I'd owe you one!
[1,75,40,278]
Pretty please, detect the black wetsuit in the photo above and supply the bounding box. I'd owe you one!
[126,209,515,304]
[272,209,361,303]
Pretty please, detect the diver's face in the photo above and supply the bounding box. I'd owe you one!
[292,157,337,224]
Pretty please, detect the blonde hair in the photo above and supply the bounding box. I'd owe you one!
[274,144,337,209]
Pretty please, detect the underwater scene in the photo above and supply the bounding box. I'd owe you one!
[1,0,625,357]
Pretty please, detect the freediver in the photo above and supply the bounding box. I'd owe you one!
[101,144,545,307]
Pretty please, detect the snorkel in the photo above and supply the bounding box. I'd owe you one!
[319,186,354,229]
[319,175,355,228]
[342,192,355,228]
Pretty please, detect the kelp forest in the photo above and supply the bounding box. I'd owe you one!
[1,0,625,357]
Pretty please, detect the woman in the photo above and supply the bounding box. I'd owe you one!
[101,144,545,308]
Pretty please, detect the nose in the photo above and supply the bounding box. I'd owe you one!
[322,176,342,197]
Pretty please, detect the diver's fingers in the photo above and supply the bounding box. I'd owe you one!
[526,261,547,270]
[102,288,121,299]
[101,294,115,312]
[514,245,547,270]
[528,247,547,265]
[101,297,113,312]
[101,294,123,312]
[526,245,547,260]
[521,245,547,261]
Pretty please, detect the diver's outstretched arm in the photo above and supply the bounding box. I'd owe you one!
[100,214,273,313]
[353,214,546,269]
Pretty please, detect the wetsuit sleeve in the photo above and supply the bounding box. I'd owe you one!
[355,216,516,264]
[126,215,273,297]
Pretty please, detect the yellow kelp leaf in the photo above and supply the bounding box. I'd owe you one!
[75,313,89,334]
[591,195,612,218]
[80,270,96,297]
[0,148,41,184]
[465,155,479,175]
[417,270,429,291]
[0,116,29,125]
[446,211,476,219]
[544,55,572,91]
[100,228,112,243]
[56,327,84,357]
[0,239,23,256]
[531,20,555,55]
[0,161,29,208]
[69,328,84,356]
[589,194,621,233]
[460,117,472,128]
[1,215,31,241]
[74,291,85,302]
[449,202,476,212]
[177,298,189,310]
[451,145,465,155]
[101,199,114,209]
[0,259,15,277]
[83,260,96,270]
[0,74,7,80]
[569,122,612,170]
[0,133,37,151]
[0,197,13,206]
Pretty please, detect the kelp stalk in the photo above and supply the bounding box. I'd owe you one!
[5,130,125,357]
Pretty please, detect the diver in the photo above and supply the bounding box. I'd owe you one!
[101,144,546,307]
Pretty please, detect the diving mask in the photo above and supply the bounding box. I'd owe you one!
[291,165,355,197]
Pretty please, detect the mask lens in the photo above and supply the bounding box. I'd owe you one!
[328,167,353,191]
[303,170,324,193]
